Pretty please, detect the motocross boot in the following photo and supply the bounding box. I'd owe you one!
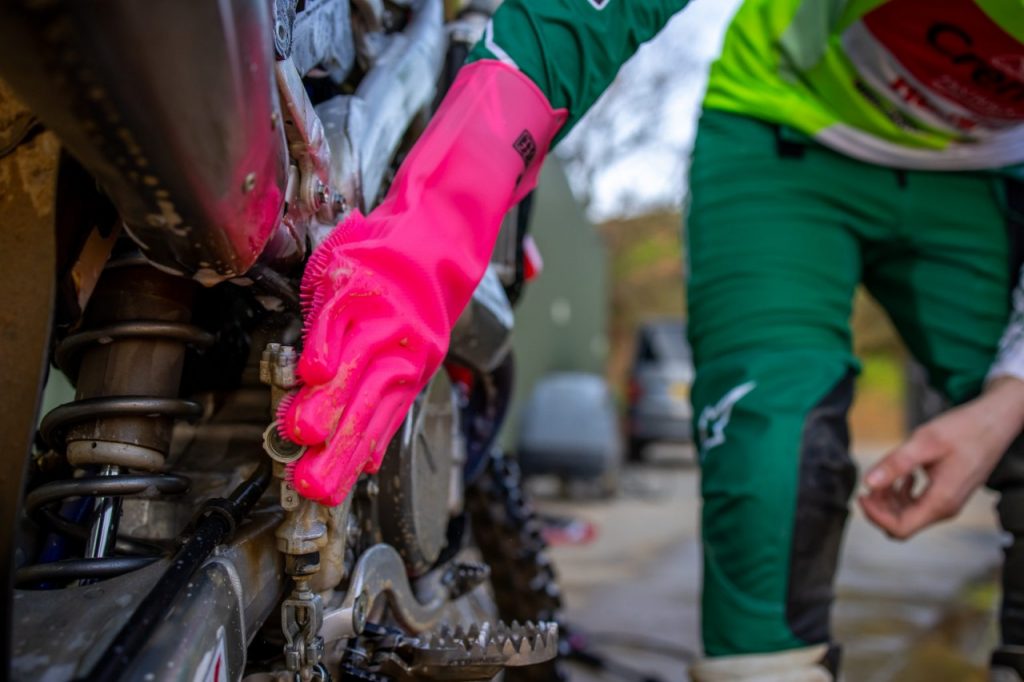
[689,644,840,682]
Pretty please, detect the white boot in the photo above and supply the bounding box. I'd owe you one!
[689,644,833,682]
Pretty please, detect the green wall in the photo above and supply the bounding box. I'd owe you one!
[503,158,609,450]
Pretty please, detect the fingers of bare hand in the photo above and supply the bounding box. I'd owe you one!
[858,470,915,536]
[888,484,958,539]
[864,428,943,491]
[861,476,961,540]
[859,471,909,525]
[895,474,916,508]
[858,492,899,537]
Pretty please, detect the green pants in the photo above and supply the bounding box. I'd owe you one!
[687,110,1016,657]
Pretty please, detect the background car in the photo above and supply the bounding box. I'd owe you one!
[517,372,623,496]
[627,319,694,461]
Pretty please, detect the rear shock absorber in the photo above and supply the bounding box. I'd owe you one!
[18,258,214,587]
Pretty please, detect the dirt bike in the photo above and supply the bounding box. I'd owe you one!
[0,1,566,680]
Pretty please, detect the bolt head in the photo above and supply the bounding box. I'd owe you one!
[281,480,301,510]
[331,192,348,216]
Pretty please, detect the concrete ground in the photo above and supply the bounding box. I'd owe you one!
[532,445,1004,682]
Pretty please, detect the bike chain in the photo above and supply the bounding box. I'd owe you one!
[465,450,569,682]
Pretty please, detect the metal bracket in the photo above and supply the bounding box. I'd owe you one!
[275,57,340,224]
[321,544,451,641]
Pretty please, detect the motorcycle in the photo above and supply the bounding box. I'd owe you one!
[0,0,566,679]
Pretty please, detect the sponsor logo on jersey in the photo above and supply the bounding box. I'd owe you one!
[923,22,1024,118]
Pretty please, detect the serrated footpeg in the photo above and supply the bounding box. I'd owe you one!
[377,620,559,681]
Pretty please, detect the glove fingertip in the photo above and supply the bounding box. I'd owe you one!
[296,348,336,386]
[290,454,335,503]
[278,390,331,446]
[291,448,362,505]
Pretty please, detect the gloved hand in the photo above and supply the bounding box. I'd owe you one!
[278,59,566,505]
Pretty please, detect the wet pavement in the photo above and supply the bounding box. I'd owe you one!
[533,445,1004,682]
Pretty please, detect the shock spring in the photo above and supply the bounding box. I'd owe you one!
[16,263,214,587]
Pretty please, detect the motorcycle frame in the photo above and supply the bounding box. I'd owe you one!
[0,0,445,283]
[1,0,460,679]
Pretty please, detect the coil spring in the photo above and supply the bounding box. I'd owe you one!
[16,320,215,587]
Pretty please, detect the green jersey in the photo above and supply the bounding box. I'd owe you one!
[470,0,1024,169]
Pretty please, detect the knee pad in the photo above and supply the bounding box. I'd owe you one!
[787,373,857,644]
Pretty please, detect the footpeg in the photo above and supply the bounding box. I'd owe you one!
[377,620,559,681]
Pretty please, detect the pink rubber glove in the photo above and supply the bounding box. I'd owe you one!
[278,60,567,505]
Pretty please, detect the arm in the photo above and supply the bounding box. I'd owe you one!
[986,269,1024,385]
[469,0,688,140]
[280,0,688,504]
[860,269,1024,539]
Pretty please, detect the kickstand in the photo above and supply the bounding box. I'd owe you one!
[563,624,670,682]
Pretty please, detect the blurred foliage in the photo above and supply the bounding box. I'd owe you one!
[599,211,685,397]
[852,288,904,355]
[857,352,904,397]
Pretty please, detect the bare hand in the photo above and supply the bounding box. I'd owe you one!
[859,377,1024,540]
